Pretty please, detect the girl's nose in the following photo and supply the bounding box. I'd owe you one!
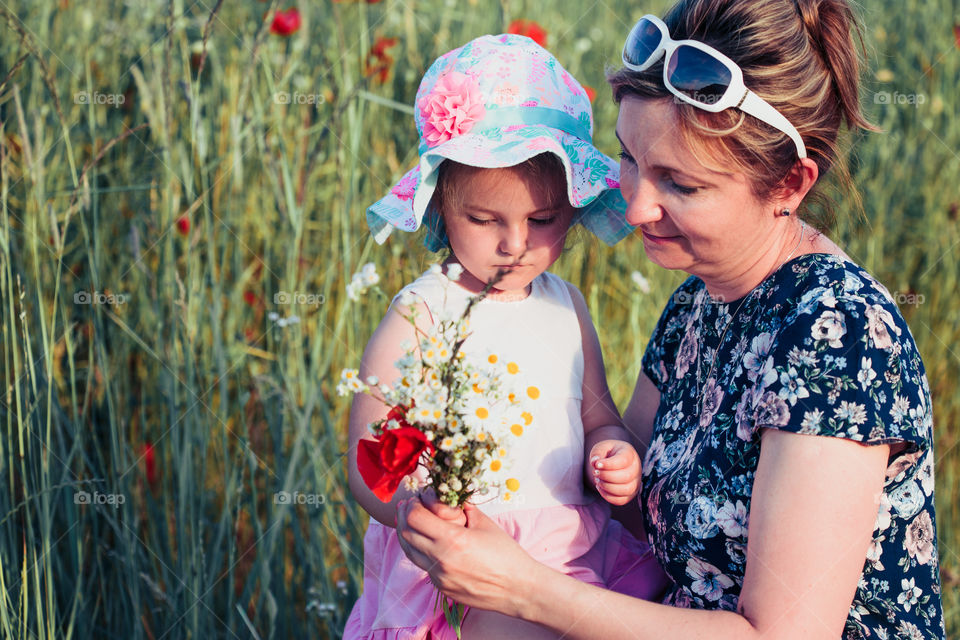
[498,223,527,256]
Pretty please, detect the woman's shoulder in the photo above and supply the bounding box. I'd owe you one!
[767,253,916,348]
[772,253,897,309]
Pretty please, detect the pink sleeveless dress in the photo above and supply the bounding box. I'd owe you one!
[343,270,668,639]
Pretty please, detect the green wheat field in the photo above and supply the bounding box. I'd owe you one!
[1,0,958,638]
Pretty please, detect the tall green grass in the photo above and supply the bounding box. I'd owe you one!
[0,0,957,638]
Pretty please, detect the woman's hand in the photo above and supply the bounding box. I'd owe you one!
[588,439,642,505]
[395,493,536,616]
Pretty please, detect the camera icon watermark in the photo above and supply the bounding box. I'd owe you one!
[74,490,126,506]
[74,91,126,107]
[873,91,926,106]
[274,490,326,507]
[273,91,326,105]
[74,290,127,305]
[273,291,325,306]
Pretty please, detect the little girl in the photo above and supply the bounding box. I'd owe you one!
[344,35,667,639]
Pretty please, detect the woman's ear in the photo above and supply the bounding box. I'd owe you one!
[774,157,819,214]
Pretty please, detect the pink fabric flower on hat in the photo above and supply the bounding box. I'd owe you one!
[419,71,486,147]
[391,171,418,201]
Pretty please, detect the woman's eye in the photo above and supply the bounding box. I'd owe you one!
[669,180,699,196]
[468,216,494,225]
[618,147,636,164]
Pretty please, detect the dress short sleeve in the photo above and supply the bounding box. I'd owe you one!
[741,285,933,460]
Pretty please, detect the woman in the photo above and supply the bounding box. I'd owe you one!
[395,0,945,638]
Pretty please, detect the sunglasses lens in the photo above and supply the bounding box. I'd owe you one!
[623,18,662,68]
[667,45,732,106]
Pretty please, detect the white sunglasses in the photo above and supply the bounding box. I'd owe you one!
[622,14,807,159]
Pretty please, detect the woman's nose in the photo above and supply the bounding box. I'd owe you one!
[623,175,664,226]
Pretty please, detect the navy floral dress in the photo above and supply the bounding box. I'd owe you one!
[640,253,944,639]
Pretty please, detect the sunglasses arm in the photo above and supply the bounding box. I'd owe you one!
[739,91,808,159]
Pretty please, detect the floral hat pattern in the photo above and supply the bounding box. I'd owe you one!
[366,34,634,252]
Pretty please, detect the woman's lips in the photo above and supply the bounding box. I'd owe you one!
[640,230,680,244]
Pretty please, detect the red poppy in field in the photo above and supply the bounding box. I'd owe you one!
[507,19,547,48]
[357,424,433,502]
[584,86,596,103]
[365,36,398,84]
[269,8,301,36]
[243,290,258,306]
[176,215,190,235]
[143,443,158,486]
[954,25,960,49]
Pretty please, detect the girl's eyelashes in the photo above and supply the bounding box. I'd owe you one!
[530,216,557,226]
[465,214,559,226]
[617,147,636,164]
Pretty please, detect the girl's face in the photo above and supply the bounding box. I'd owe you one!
[616,97,784,294]
[442,165,574,298]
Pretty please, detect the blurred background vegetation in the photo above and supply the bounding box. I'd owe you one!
[1,0,957,637]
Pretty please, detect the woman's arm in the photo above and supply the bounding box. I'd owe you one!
[398,429,889,639]
[565,283,640,504]
[347,298,432,527]
[622,372,660,457]
[611,371,660,537]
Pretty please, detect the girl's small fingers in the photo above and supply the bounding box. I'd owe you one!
[597,467,638,485]
[597,452,634,471]
[595,479,634,501]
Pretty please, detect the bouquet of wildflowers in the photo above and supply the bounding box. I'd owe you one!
[339,264,535,637]
[339,264,532,508]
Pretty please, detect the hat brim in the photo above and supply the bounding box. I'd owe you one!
[367,125,635,251]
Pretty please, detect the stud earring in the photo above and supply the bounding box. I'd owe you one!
[780,208,791,217]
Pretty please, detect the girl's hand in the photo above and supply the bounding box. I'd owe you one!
[588,440,641,505]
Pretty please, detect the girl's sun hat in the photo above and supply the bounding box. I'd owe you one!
[366,33,634,252]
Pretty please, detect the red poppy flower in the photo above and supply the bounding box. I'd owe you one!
[176,215,190,235]
[357,425,433,502]
[954,25,960,49]
[507,19,547,48]
[365,36,398,84]
[243,290,257,306]
[584,86,596,103]
[269,8,301,37]
[144,443,158,486]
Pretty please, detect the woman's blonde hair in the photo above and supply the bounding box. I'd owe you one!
[608,0,877,230]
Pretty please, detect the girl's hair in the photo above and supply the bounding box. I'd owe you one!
[433,153,569,217]
[429,153,572,248]
[608,0,876,230]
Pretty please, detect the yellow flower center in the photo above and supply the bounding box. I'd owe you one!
[505,478,520,492]
[507,362,519,374]
[475,407,489,419]
[511,424,523,436]
[526,386,540,400]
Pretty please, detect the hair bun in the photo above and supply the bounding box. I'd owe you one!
[793,0,871,131]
